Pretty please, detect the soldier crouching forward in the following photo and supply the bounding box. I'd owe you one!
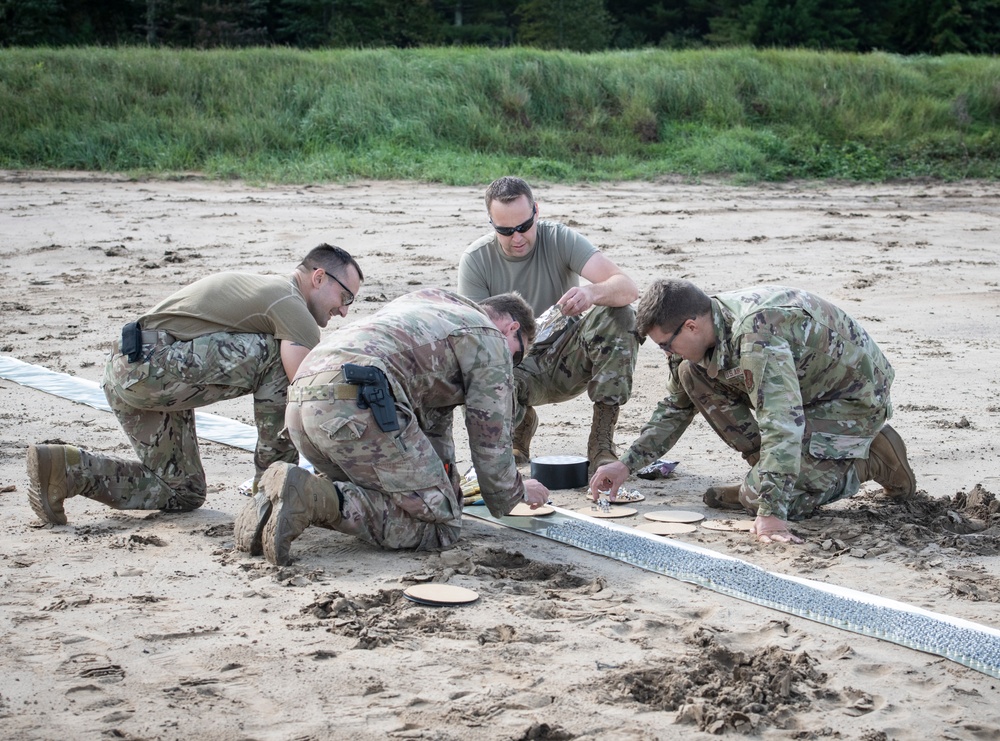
[590,279,916,545]
[235,288,552,566]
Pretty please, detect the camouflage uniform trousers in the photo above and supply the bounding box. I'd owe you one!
[93,331,296,511]
[514,305,639,425]
[285,372,462,551]
[679,362,888,520]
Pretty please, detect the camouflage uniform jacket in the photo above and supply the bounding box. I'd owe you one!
[621,286,894,519]
[295,288,524,518]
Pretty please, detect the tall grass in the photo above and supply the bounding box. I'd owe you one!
[2,46,998,182]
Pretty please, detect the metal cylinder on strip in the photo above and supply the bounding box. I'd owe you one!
[530,454,588,489]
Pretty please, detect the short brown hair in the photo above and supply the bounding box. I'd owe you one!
[485,176,535,210]
[301,243,364,282]
[635,279,711,338]
[479,292,537,346]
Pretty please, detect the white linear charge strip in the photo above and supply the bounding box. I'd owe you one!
[1,354,258,451]
[465,504,1000,679]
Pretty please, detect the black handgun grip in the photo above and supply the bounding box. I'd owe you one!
[342,364,399,432]
[342,363,380,385]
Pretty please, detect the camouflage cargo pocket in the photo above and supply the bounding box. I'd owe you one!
[808,432,872,461]
[375,418,442,493]
[320,413,368,443]
[375,403,443,493]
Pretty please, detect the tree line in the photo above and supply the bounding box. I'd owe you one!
[3,0,999,54]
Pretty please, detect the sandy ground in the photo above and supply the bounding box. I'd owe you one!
[1,172,999,741]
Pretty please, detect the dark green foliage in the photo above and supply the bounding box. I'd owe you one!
[2,0,1000,53]
[516,0,612,51]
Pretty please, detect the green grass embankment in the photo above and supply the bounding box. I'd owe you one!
[2,46,998,183]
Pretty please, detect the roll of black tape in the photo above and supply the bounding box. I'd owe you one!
[530,454,589,489]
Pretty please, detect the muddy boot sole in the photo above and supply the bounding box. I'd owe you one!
[27,445,70,525]
[875,424,917,499]
[261,463,319,567]
[233,491,273,556]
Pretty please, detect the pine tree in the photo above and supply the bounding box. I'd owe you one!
[516,0,612,51]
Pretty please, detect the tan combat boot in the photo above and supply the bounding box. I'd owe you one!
[703,484,760,514]
[703,484,743,511]
[27,444,86,525]
[512,406,537,466]
[260,463,343,566]
[854,424,916,499]
[588,403,620,476]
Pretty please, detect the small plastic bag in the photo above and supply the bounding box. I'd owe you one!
[636,459,679,480]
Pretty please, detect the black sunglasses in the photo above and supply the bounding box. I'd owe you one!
[324,270,355,306]
[513,328,525,366]
[491,204,537,237]
[658,319,687,354]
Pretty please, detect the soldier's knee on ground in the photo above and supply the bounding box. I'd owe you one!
[168,484,208,512]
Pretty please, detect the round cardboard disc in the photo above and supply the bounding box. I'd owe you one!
[508,502,555,517]
[636,521,697,536]
[576,506,638,519]
[644,510,705,524]
[701,518,755,532]
[403,584,479,606]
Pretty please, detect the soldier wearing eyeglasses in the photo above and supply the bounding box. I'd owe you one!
[590,279,917,545]
[233,288,551,566]
[26,244,362,525]
[458,176,641,477]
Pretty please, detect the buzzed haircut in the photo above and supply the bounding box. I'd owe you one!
[300,243,364,282]
[480,292,537,345]
[485,176,535,210]
[635,279,712,338]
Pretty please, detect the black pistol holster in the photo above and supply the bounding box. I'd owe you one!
[342,363,400,433]
[121,321,142,363]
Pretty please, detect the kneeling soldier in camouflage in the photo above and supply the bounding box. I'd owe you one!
[235,288,552,566]
[590,279,917,545]
[27,244,362,524]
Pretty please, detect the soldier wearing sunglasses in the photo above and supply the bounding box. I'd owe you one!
[458,176,640,477]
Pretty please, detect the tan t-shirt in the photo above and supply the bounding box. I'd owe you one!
[457,220,598,316]
[140,272,320,348]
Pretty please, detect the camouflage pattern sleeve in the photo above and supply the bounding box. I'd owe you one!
[739,332,805,520]
[455,332,525,517]
[620,360,697,473]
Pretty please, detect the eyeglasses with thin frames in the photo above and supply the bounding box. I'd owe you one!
[513,328,525,366]
[658,319,687,354]
[491,204,537,237]
[324,270,355,306]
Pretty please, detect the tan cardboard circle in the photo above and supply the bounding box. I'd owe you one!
[644,510,705,524]
[701,518,755,532]
[508,502,555,517]
[636,521,697,536]
[576,506,638,519]
[403,584,479,606]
